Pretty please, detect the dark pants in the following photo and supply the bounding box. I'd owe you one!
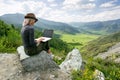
[25,41,49,56]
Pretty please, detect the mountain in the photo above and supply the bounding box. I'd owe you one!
[0,13,79,34]
[70,19,120,34]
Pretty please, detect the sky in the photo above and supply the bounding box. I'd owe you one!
[0,0,120,23]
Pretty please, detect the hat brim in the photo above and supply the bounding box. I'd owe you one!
[24,16,38,22]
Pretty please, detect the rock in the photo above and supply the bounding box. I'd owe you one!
[95,42,120,63]
[93,69,105,80]
[0,54,22,80]
[59,48,82,73]
[114,58,120,63]
[0,49,71,80]
[17,46,59,72]
[21,51,60,72]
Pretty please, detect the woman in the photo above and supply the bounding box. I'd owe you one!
[21,13,50,56]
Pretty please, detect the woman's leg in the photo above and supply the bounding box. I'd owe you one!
[37,41,50,53]
[24,47,38,56]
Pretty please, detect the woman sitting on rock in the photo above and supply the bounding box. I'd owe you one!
[21,13,51,56]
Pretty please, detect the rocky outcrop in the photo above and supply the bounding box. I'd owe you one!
[0,46,71,80]
[0,47,105,80]
[0,53,71,80]
[59,48,82,73]
[95,42,120,63]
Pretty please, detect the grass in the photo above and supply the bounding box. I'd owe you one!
[60,33,99,49]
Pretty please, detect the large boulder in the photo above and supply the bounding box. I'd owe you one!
[59,48,82,73]
[17,46,59,72]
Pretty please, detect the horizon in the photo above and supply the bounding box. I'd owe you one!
[1,13,120,23]
[0,0,120,23]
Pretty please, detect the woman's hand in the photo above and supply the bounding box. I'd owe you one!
[35,37,44,43]
[47,49,51,54]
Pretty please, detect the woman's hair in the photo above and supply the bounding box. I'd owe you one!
[22,18,35,27]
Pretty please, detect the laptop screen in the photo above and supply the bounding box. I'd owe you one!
[42,29,54,38]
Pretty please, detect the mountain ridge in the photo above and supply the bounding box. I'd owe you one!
[70,19,120,34]
[0,13,79,34]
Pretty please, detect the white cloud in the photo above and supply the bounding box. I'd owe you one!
[49,3,58,7]
[0,0,24,15]
[80,3,96,9]
[0,0,120,23]
[62,0,95,10]
[22,1,47,15]
[100,3,114,8]
[62,0,81,10]
[45,10,66,18]
[48,0,55,3]
[89,0,95,2]
[45,5,120,22]
[78,8,120,22]
[100,0,116,8]
[63,0,80,5]
[0,0,52,20]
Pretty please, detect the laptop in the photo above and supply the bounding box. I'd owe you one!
[42,29,54,42]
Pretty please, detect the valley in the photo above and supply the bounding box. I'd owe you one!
[59,33,99,49]
[0,13,120,80]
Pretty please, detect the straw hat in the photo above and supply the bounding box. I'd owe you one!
[24,13,38,22]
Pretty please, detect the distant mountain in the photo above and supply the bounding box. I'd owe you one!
[0,13,24,25]
[0,13,79,34]
[70,19,120,34]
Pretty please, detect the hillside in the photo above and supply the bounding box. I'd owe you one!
[0,20,21,52]
[95,42,120,63]
[81,31,120,57]
[0,13,79,34]
[70,19,120,34]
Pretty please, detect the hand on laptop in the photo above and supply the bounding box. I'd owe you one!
[35,37,45,43]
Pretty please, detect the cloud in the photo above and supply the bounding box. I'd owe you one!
[0,0,52,19]
[78,7,120,22]
[62,0,95,11]
[80,3,96,9]
[63,0,80,5]
[48,0,55,3]
[49,3,58,7]
[89,0,95,2]
[22,1,47,14]
[46,5,120,22]
[0,0,120,23]
[100,0,116,8]
[0,0,24,15]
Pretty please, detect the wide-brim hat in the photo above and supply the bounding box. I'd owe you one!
[24,13,38,22]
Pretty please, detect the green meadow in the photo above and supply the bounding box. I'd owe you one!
[60,33,99,49]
